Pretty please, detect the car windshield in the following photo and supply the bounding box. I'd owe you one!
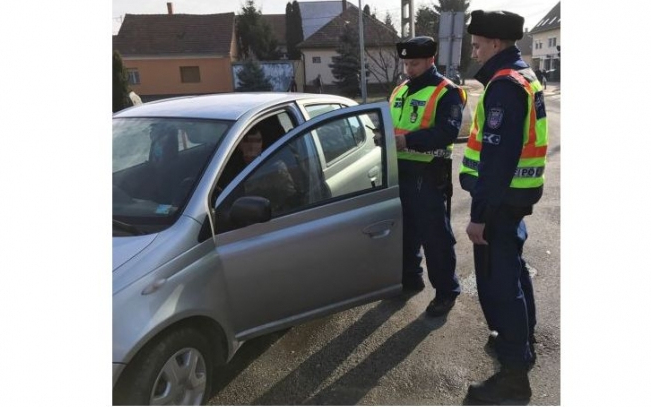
[113,117,232,233]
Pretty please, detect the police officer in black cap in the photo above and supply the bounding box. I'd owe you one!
[389,36,467,317]
[460,10,549,403]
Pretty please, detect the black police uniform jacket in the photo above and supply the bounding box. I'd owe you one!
[460,45,545,224]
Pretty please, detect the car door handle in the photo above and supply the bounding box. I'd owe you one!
[362,219,395,239]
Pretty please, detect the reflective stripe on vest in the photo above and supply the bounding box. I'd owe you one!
[459,68,548,188]
[390,78,459,162]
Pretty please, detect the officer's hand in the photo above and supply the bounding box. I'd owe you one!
[466,221,488,245]
[395,134,406,150]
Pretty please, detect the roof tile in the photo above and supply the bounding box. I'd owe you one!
[529,1,561,34]
[113,13,235,56]
[298,6,399,49]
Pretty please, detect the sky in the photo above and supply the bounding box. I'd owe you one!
[113,0,561,35]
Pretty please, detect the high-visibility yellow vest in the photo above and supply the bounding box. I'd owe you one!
[459,68,548,188]
[389,77,467,163]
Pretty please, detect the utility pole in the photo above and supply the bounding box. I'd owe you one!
[400,0,414,39]
[358,0,367,103]
[399,0,415,88]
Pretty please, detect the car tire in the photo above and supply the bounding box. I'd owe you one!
[113,326,215,406]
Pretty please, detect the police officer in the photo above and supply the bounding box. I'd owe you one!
[460,10,548,403]
[389,36,467,317]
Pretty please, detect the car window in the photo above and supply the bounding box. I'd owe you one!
[215,109,386,234]
[347,115,366,145]
[304,104,343,119]
[276,111,295,132]
[315,115,368,164]
[113,118,231,229]
[216,111,298,192]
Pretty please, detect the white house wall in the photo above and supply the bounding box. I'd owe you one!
[531,28,561,70]
[302,47,398,86]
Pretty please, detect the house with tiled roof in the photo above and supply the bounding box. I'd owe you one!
[298,5,400,93]
[259,1,356,59]
[300,1,355,39]
[112,8,237,101]
[529,1,561,80]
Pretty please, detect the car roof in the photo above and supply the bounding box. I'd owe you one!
[113,92,354,121]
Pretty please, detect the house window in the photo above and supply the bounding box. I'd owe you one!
[312,56,321,64]
[127,68,140,85]
[180,66,201,83]
[548,37,557,48]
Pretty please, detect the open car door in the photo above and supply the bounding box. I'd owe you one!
[213,101,403,340]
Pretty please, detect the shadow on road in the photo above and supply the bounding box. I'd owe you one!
[462,394,531,406]
[303,312,448,405]
[252,294,425,405]
[210,328,290,395]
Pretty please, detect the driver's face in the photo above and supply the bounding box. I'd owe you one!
[239,130,263,163]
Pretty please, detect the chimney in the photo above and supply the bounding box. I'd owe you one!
[342,0,347,13]
[167,2,173,15]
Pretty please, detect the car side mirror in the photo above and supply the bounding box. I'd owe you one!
[230,196,272,228]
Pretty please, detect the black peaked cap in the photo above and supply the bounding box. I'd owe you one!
[396,36,438,59]
[467,10,524,40]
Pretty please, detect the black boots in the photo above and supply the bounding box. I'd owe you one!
[467,366,532,403]
[402,274,425,292]
[425,296,456,317]
[486,331,537,369]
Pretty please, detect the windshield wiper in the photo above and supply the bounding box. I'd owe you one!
[113,219,146,236]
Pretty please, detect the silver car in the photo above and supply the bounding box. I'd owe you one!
[112,92,403,405]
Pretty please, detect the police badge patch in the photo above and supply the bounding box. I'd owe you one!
[482,132,501,145]
[409,105,419,123]
[487,107,504,129]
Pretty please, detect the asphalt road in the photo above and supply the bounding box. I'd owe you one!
[207,83,561,406]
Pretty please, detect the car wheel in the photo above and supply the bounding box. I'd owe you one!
[113,327,215,406]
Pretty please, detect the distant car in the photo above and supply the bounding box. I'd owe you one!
[112,92,403,405]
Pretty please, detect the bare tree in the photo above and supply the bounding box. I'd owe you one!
[363,14,401,96]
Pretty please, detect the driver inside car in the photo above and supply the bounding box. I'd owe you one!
[219,124,298,216]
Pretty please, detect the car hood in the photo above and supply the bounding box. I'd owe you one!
[112,234,158,272]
